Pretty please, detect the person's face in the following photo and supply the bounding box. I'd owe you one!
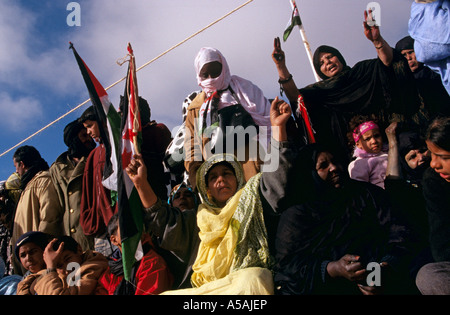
[110,227,122,252]
[19,243,46,274]
[319,52,344,78]
[56,249,83,276]
[401,49,420,73]
[77,127,96,151]
[315,151,343,188]
[82,120,101,143]
[356,128,383,154]
[172,187,196,211]
[206,164,238,207]
[13,158,26,177]
[405,148,430,169]
[199,61,222,80]
[426,140,450,182]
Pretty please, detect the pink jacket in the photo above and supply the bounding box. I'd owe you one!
[348,146,388,189]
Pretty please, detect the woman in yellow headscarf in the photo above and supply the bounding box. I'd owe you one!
[126,97,295,294]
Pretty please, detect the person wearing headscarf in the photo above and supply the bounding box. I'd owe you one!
[11,146,63,275]
[126,98,296,294]
[274,143,417,295]
[167,183,198,211]
[384,122,432,281]
[4,172,21,205]
[49,119,96,252]
[272,10,421,162]
[184,47,273,190]
[395,35,450,128]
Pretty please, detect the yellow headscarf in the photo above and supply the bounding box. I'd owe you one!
[191,154,271,288]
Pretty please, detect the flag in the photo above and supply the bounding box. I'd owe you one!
[69,42,121,192]
[283,0,302,42]
[117,43,144,281]
[297,95,316,144]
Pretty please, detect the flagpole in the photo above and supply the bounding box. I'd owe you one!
[290,0,321,82]
[126,43,141,155]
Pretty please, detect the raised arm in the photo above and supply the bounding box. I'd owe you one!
[126,154,157,209]
[363,10,393,67]
[272,37,301,104]
[385,121,401,178]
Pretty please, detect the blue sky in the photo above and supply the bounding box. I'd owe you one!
[0,0,414,180]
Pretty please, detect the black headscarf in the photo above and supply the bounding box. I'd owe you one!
[64,119,95,159]
[398,130,429,186]
[395,36,415,52]
[299,46,420,160]
[313,45,351,80]
[274,144,411,294]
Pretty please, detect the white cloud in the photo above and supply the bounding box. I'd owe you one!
[0,92,44,132]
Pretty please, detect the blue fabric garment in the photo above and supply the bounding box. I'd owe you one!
[0,258,21,295]
[409,0,450,95]
[0,275,22,295]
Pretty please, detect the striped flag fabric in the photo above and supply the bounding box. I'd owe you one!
[297,95,316,144]
[283,0,303,41]
[70,42,121,192]
[117,43,144,281]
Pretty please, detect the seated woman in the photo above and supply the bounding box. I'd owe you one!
[384,122,432,279]
[272,10,420,161]
[415,117,450,295]
[274,144,417,295]
[126,98,295,294]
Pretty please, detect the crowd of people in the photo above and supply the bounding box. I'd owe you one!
[0,5,449,295]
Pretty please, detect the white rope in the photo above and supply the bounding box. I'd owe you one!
[0,0,254,158]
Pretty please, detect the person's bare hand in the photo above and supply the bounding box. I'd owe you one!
[272,37,286,65]
[363,10,381,42]
[327,254,367,282]
[385,121,398,143]
[358,262,389,295]
[43,239,64,269]
[126,154,147,187]
[270,97,291,127]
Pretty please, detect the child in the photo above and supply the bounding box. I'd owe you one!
[27,235,108,295]
[95,214,173,295]
[347,116,388,189]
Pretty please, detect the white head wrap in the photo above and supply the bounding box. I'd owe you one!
[194,47,272,146]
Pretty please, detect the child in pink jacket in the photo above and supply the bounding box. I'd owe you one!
[348,120,388,189]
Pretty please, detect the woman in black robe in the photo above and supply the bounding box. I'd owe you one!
[274,144,417,295]
[272,10,420,160]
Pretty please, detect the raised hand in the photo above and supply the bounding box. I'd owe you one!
[43,238,65,270]
[363,9,381,43]
[272,37,286,65]
[270,97,292,128]
[126,154,148,187]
